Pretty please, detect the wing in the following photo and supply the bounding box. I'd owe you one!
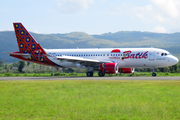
[47,55,113,68]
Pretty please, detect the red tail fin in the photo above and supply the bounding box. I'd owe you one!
[3,23,59,67]
[13,23,46,54]
[12,23,53,65]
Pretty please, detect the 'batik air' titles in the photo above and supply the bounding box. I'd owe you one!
[123,51,148,59]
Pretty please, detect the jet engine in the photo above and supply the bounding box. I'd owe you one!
[100,63,119,74]
[119,68,135,73]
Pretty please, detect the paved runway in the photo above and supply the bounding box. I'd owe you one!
[0,76,180,80]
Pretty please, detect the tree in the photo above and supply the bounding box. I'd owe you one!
[18,60,25,73]
[0,60,4,67]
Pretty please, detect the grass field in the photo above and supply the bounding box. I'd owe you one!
[0,80,180,119]
[1,72,180,77]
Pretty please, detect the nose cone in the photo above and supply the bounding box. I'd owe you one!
[170,56,179,65]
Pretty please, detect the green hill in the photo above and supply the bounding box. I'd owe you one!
[1,31,180,63]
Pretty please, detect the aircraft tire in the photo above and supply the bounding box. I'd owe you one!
[98,72,105,77]
[152,73,156,77]
[86,72,93,77]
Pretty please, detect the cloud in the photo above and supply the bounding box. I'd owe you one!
[134,5,154,22]
[153,25,167,33]
[56,0,94,13]
[100,0,106,2]
[110,7,121,15]
[145,5,153,11]
[155,15,165,22]
[151,0,180,19]
[136,5,153,12]
[136,13,144,19]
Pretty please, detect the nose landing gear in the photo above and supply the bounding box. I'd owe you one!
[152,68,156,77]
[152,72,156,77]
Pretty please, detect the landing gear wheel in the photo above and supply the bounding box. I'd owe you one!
[86,72,93,77]
[98,72,105,77]
[152,72,156,77]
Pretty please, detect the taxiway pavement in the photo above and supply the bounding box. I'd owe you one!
[0,76,180,80]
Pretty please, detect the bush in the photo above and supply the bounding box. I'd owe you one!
[51,72,62,76]
[4,73,13,77]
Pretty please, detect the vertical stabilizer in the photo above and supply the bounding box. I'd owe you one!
[13,23,46,54]
[12,23,54,65]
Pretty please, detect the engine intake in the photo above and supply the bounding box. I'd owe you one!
[100,63,119,74]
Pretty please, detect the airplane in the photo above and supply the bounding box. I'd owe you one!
[4,23,179,77]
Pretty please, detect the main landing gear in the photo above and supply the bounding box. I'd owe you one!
[98,72,105,77]
[86,67,94,77]
[152,68,156,77]
[86,71,105,77]
[86,71,93,77]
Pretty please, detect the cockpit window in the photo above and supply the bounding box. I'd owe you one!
[161,53,169,56]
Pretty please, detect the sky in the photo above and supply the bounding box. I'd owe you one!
[1,0,180,35]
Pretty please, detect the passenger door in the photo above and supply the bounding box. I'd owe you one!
[149,50,155,61]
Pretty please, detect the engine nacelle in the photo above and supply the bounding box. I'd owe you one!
[100,63,119,74]
[119,68,135,74]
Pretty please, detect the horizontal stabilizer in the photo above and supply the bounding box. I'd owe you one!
[3,52,31,58]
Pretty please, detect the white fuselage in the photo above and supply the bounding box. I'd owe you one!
[45,48,178,69]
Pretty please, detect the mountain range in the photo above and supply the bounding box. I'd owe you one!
[1,31,180,63]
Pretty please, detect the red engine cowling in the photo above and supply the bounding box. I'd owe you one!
[119,68,135,73]
[100,63,119,74]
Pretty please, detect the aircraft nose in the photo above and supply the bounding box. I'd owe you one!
[171,56,179,65]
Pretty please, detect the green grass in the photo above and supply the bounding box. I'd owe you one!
[1,72,180,77]
[0,80,180,119]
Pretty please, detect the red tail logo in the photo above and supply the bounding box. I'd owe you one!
[12,23,56,66]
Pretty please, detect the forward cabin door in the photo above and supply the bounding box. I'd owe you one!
[149,50,155,61]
